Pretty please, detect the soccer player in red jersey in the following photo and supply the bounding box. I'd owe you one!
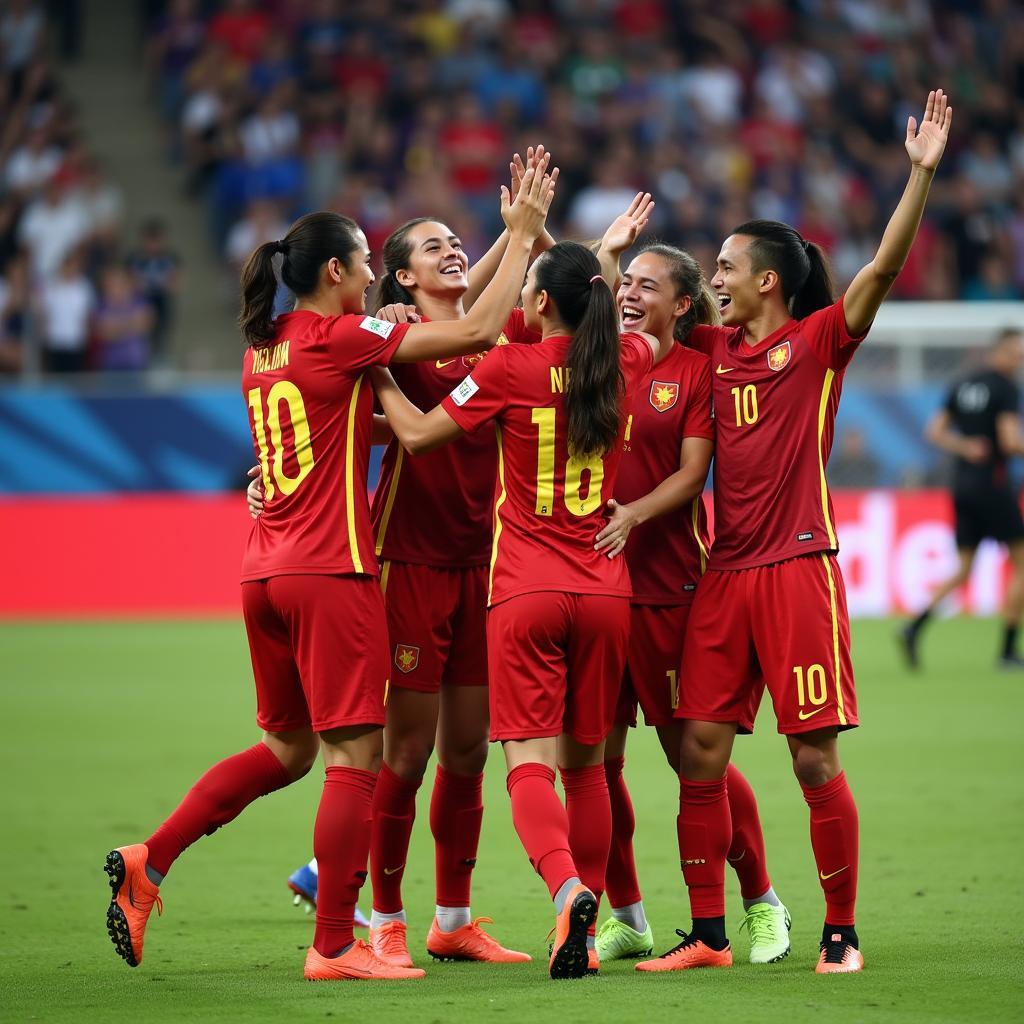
[636,90,953,976]
[101,161,557,981]
[588,244,790,966]
[370,237,658,979]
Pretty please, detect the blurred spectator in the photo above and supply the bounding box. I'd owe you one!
[829,429,881,489]
[128,218,181,365]
[1,0,45,87]
[18,171,90,280]
[38,250,93,373]
[93,264,154,372]
[4,123,61,197]
[0,254,29,374]
[225,198,288,270]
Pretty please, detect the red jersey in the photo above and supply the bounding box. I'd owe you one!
[372,309,539,568]
[616,343,714,604]
[689,299,866,570]
[441,333,655,605]
[241,311,409,582]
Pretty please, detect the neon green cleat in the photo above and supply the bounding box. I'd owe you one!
[595,916,654,961]
[741,901,791,964]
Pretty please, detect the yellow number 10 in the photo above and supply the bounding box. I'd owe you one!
[531,407,605,517]
[731,384,758,426]
[247,380,315,501]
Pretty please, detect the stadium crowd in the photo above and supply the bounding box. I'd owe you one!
[145,0,1024,305]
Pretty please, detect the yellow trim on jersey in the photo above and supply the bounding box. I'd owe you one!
[379,559,391,595]
[691,498,708,575]
[821,554,848,727]
[374,446,404,556]
[816,369,838,548]
[488,425,507,602]
[346,375,364,574]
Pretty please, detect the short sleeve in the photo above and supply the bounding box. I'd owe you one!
[992,378,1020,416]
[500,307,541,346]
[687,324,728,357]
[803,298,869,372]
[620,332,656,388]
[681,354,715,441]
[326,314,410,374]
[441,344,509,433]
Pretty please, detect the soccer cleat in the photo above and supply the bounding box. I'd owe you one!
[740,901,792,964]
[595,916,654,961]
[997,654,1024,670]
[586,947,599,975]
[103,845,163,967]
[816,933,864,974]
[304,940,425,980]
[286,864,368,926]
[549,884,598,980]
[635,930,732,972]
[426,916,531,963]
[897,624,921,670]
[370,920,414,968]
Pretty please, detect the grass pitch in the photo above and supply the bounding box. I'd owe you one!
[1,617,1021,1023]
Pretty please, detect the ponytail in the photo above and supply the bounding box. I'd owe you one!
[238,212,362,347]
[731,219,835,320]
[535,241,624,458]
[640,242,721,342]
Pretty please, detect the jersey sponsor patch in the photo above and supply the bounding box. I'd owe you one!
[450,374,479,406]
[359,315,397,339]
[394,644,420,673]
[797,531,814,541]
[768,341,792,371]
[649,380,679,413]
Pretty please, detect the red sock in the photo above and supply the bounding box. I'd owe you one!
[313,766,375,957]
[801,771,859,926]
[677,775,731,918]
[506,763,578,900]
[604,756,642,908]
[145,743,291,877]
[430,764,483,908]
[369,763,421,914]
[725,763,772,900]
[560,765,611,906]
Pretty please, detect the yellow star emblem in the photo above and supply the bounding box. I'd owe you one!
[655,385,674,406]
[398,649,415,669]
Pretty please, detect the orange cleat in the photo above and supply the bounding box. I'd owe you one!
[304,940,425,980]
[587,947,600,975]
[426,916,531,963]
[103,845,163,968]
[816,934,864,974]
[549,884,598,980]
[370,920,414,968]
[635,930,732,973]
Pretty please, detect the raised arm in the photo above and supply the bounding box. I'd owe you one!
[596,192,655,291]
[390,157,558,363]
[370,366,464,454]
[464,147,556,309]
[843,89,953,337]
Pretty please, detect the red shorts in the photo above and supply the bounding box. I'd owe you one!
[616,603,691,728]
[242,574,389,733]
[487,592,630,744]
[677,554,858,735]
[380,560,488,693]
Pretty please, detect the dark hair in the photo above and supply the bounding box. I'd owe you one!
[238,211,362,346]
[534,241,624,458]
[994,327,1024,347]
[731,219,835,320]
[639,242,720,341]
[374,216,438,309]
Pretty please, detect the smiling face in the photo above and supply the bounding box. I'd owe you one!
[395,220,469,299]
[520,259,544,332]
[336,228,375,314]
[710,234,772,326]
[617,252,690,339]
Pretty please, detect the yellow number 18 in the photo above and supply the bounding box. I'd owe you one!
[531,407,605,517]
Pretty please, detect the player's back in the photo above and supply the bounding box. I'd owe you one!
[242,309,407,581]
[946,367,1019,491]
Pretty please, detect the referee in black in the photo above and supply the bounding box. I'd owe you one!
[901,328,1024,669]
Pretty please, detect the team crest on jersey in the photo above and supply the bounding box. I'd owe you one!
[649,380,679,413]
[463,352,484,368]
[767,341,792,371]
[495,331,510,346]
[394,644,420,674]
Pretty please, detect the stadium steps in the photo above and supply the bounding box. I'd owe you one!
[57,0,237,371]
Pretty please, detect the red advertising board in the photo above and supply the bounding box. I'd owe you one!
[0,490,1011,617]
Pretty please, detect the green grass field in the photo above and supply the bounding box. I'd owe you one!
[1,617,1021,1022]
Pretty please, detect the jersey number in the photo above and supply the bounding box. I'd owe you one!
[731,384,759,426]
[793,663,828,708]
[247,381,315,501]
[531,407,605,517]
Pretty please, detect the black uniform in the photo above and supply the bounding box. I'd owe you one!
[944,368,1024,548]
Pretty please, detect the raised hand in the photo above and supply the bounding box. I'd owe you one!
[501,147,559,241]
[905,89,952,172]
[508,146,537,204]
[601,192,655,255]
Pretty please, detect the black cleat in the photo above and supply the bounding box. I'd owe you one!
[997,654,1024,670]
[549,885,597,980]
[897,623,920,670]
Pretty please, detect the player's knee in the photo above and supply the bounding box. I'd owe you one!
[441,735,489,775]
[679,729,725,778]
[387,735,433,780]
[790,742,837,788]
[267,733,319,780]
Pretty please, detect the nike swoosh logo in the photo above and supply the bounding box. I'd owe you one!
[716,364,734,374]
[436,359,457,368]
[383,865,404,876]
[726,850,746,863]
[798,706,828,721]
[820,866,848,881]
